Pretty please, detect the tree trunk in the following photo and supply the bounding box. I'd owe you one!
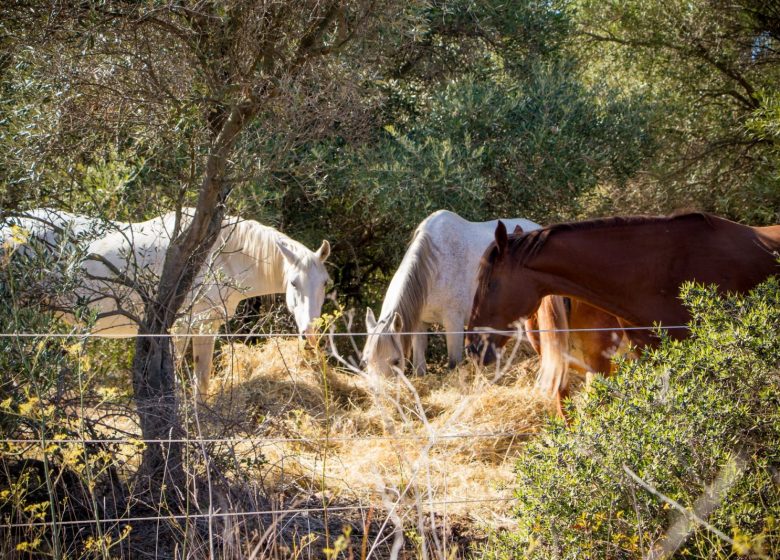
[131,102,254,495]
[132,325,184,490]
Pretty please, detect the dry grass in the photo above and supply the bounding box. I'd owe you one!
[2,334,568,558]
[206,337,557,530]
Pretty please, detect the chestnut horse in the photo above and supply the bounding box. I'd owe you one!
[467,213,780,411]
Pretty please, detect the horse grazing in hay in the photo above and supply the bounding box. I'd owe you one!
[467,213,780,412]
[1,208,331,398]
[361,210,540,377]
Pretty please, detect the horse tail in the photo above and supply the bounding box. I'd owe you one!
[535,295,570,398]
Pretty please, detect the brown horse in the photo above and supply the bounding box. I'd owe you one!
[467,213,780,411]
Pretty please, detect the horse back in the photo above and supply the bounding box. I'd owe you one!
[686,219,779,292]
[415,211,540,316]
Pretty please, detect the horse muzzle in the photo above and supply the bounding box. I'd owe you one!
[466,335,497,366]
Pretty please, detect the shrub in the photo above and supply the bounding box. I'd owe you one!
[481,279,780,559]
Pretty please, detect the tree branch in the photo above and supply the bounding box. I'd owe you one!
[581,30,761,110]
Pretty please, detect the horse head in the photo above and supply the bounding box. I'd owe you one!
[276,238,331,345]
[466,221,533,363]
[361,307,405,377]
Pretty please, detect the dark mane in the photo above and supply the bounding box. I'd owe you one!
[474,239,511,309]
[506,213,717,265]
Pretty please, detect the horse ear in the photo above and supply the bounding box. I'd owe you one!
[365,307,377,330]
[391,312,403,333]
[512,225,524,235]
[276,240,298,265]
[495,221,508,255]
[316,240,331,262]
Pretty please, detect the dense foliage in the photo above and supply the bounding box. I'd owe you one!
[575,0,780,223]
[483,279,780,559]
[2,1,778,309]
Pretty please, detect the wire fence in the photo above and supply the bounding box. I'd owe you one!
[1,426,531,531]
[0,325,690,337]
[0,322,683,542]
[0,496,520,530]
[2,430,534,446]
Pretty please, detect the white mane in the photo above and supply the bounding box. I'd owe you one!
[216,217,323,290]
[215,218,286,288]
[378,227,438,352]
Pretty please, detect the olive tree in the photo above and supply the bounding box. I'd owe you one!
[1,0,404,495]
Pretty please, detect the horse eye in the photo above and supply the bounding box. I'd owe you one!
[291,278,301,290]
[390,358,400,367]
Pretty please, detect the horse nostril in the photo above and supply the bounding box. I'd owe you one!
[466,341,482,356]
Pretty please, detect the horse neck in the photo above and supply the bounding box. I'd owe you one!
[521,215,777,326]
[529,265,638,324]
[517,224,681,325]
[219,221,287,297]
[379,231,435,342]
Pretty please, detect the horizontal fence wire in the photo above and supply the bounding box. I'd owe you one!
[0,496,519,530]
[2,432,530,530]
[0,325,691,338]
[2,431,533,446]
[0,320,686,534]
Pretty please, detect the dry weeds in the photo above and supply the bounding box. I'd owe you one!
[3,334,574,558]
[206,337,558,530]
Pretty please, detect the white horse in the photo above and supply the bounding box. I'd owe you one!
[1,208,331,397]
[361,210,540,377]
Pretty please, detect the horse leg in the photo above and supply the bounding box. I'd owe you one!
[442,313,465,369]
[525,316,541,354]
[192,328,218,401]
[411,327,428,375]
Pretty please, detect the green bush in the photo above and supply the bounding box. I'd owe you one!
[482,279,780,559]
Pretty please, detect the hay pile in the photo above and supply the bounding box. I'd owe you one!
[208,338,557,524]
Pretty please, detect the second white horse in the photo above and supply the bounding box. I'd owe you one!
[361,210,540,377]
